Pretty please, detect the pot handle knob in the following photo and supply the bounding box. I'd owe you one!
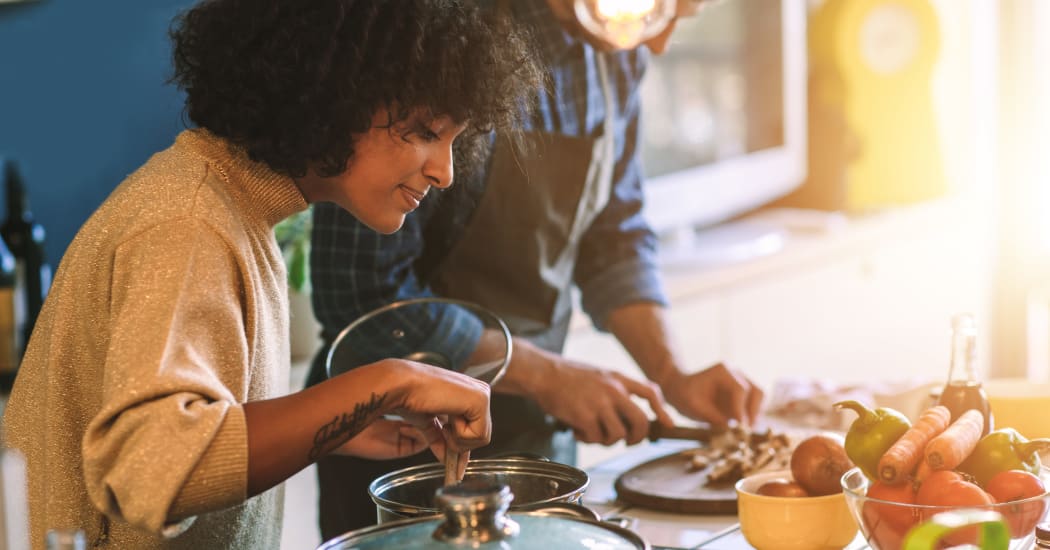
[432,481,520,544]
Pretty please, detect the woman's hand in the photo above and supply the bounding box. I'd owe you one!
[331,415,444,460]
[243,358,491,497]
[391,361,493,454]
[332,408,477,481]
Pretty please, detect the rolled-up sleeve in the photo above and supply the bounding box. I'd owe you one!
[82,220,250,536]
[574,54,668,330]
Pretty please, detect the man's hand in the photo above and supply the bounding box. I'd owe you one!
[660,362,763,428]
[520,351,675,446]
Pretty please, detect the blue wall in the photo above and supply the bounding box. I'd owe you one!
[0,0,196,264]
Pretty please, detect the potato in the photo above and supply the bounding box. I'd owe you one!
[757,479,810,498]
[790,434,853,496]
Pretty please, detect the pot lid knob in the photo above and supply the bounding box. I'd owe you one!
[432,481,520,544]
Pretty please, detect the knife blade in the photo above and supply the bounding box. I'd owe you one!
[647,420,720,444]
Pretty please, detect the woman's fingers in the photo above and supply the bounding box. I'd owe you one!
[448,408,491,450]
[396,361,493,451]
[400,414,443,454]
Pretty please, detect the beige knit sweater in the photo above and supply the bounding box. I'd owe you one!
[3,129,308,549]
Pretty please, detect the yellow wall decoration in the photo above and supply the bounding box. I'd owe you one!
[810,0,944,210]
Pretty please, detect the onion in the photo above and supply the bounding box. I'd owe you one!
[790,434,853,496]
[757,479,810,497]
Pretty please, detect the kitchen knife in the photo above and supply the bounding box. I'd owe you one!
[552,419,721,443]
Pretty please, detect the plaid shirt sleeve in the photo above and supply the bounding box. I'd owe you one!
[309,202,481,369]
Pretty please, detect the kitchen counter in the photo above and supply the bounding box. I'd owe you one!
[582,440,870,549]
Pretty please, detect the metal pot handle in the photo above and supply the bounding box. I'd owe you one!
[513,501,600,522]
[600,516,637,530]
[515,502,636,531]
[487,451,551,462]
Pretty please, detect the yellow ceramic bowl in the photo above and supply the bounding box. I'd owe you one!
[735,469,858,550]
[985,378,1050,440]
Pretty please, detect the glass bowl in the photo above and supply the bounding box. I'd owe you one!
[326,297,512,386]
[841,467,1050,550]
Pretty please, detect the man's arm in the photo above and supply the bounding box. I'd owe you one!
[605,302,763,427]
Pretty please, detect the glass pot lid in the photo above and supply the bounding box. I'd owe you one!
[317,481,648,550]
[326,297,512,386]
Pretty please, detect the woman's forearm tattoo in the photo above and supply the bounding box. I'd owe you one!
[309,392,388,461]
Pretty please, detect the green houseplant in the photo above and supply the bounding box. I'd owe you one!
[274,207,320,360]
[274,207,312,293]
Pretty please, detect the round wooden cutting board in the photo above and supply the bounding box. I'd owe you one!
[614,448,740,515]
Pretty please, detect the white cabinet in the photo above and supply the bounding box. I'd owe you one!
[721,226,991,387]
[564,199,995,395]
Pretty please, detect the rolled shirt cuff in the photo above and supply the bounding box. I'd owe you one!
[580,257,668,332]
[419,302,485,371]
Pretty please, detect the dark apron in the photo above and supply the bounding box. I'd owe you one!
[426,53,618,465]
[312,50,619,540]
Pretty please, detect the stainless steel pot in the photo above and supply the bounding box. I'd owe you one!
[368,458,589,524]
[319,481,648,550]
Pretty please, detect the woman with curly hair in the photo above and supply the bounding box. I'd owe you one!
[2,1,541,548]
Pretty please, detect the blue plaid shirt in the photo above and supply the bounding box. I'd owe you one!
[310,0,668,361]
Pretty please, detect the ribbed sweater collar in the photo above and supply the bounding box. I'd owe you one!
[177,129,308,227]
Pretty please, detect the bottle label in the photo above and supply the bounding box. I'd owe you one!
[0,287,18,372]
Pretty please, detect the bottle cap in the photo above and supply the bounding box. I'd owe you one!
[1037,522,1050,547]
[951,312,977,334]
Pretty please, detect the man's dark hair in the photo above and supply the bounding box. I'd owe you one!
[170,0,542,178]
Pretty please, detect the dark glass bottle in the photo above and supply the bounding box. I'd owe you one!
[1,159,51,354]
[0,234,22,393]
[936,313,993,436]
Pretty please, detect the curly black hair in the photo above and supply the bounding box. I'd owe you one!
[170,0,543,178]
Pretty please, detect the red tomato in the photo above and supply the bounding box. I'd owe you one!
[985,470,1047,538]
[863,481,921,550]
[915,470,995,547]
[916,470,996,507]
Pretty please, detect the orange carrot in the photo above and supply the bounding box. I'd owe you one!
[878,405,952,485]
[911,459,933,492]
[924,409,984,471]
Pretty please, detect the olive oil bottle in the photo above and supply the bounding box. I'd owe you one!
[936,313,993,436]
[1,159,50,355]
[0,234,22,393]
